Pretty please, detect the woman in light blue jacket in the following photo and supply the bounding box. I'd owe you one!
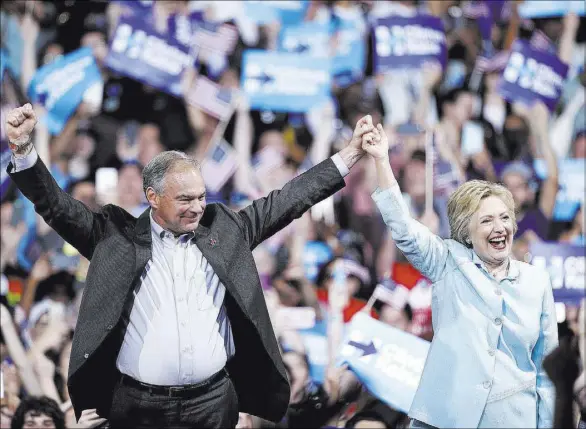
[362,124,558,428]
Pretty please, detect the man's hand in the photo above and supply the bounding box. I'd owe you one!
[6,104,37,152]
[75,409,108,428]
[362,124,389,160]
[349,115,374,153]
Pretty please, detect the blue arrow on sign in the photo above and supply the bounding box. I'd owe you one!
[348,340,377,357]
[293,43,311,53]
[251,71,274,85]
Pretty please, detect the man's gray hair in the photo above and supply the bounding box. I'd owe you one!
[142,151,201,196]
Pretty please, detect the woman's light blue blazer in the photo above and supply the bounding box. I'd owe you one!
[372,185,558,428]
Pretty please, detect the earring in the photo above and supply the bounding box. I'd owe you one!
[466,239,471,245]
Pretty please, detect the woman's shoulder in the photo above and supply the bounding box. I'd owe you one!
[514,259,551,286]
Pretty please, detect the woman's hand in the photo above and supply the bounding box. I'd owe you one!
[362,124,389,160]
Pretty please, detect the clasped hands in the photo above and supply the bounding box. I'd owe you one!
[359,118,390,162]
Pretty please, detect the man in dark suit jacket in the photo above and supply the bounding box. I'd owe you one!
[5,104,373,428]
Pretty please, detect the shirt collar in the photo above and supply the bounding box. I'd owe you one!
[149,210,195,244]
[472,252,520,281]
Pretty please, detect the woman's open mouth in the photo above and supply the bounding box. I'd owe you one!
[489,236,507,250]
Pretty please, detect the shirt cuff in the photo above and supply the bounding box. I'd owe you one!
[331,153,350,178]
[10,147,39,173]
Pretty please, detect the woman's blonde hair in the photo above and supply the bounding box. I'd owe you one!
[447,180,518,247]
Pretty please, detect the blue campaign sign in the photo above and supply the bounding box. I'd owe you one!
[497,40,568,112]
[519,0,585,19]
[529,241,585,305]
[244,1,308,26]
[332,18,366,87]
[337,312,430,413]
[373,15,447,73]
[104,16,192,98]
[279,22,330,57]
[534,158,585,221]
[27,47,102,135]
[279,19,365,88]
[241,50,331,113]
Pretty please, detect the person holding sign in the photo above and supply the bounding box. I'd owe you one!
[4,103,376,428]
[361,124,558,428]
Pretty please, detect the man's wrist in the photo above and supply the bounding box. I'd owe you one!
[10,136,34,156]
[338,146,364,170]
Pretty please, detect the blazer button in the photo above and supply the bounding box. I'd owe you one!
[84,353,89,359]
[494,317,502,326]
[483,381,492,389]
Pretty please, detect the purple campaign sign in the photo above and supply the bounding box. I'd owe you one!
[529,241,585,304]
[497,39,568,112]
[373,15,447,73]
[104,16,192,98]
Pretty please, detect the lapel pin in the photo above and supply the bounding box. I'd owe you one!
[209,238,218,246]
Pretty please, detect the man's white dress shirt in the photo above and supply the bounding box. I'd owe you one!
[12,148,350,386]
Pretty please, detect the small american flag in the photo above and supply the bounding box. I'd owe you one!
[186,76,234,120]
[200,139,238,193]
[530,30,554,53]
[372,280,410,309]
[192,22,238,57]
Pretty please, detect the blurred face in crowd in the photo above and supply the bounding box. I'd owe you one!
[403,159,426,204]
[469,196,514,267]
[23,411,56,429]
[380,305,411,332]
[446,92,475,127]
[138,125,164,166]
[117,164,143,206]
[71,182,98,211]
[148,163,207,235]
[259,130,287,155]
[502,172,533,211]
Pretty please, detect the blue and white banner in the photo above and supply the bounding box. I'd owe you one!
[104,16,192,98]
[337,313,429,413]
[241,50,331,112]
[498,40,568,112]
[519,0,585,19]
[278,20,365,87]
[529,242,585,304]
[27,47,102,135]
[279,22,330,57]
[534,158,585,221]
[332,18,366,87]
[244,0,308,26]
[373,15,447,74]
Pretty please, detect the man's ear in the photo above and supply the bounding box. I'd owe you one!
[146,188,159,209]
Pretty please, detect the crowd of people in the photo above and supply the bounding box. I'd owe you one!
[1,0,585,428]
